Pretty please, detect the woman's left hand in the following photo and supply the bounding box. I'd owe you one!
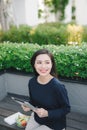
[34,108,48,118]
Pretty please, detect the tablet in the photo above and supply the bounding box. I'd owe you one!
[23,101,36,111]
[11,97,36,111]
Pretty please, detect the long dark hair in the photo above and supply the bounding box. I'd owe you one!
[31,49,57,78]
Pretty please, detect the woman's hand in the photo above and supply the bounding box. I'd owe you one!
[34,108,48,118]
[21,104,31,112]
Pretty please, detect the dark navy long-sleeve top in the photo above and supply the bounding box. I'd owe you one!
[28,77,70,130]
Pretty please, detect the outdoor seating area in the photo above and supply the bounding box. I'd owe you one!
[0,1,87,130]
[0,95,87,130]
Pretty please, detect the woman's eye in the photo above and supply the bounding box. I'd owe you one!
[46,62,50,64]
[36,60,51,64]
[37,61,42,64]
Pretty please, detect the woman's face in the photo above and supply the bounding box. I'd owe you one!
[34,54,52,77]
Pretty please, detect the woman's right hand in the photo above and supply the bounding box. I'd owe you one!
[21,104,31,112]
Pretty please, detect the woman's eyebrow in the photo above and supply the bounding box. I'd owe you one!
[36,59,50,61]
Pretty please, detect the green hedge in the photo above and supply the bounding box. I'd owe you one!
[0,42,87,79]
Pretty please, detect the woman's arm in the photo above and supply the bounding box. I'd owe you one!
[48,84,70,120]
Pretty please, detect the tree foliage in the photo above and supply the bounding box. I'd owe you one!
[44,0,69,20]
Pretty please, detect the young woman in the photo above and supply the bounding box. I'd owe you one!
[22,49,70,130]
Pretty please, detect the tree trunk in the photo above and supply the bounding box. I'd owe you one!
[0,0,8,31]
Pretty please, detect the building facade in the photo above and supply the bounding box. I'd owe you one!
[0,0,87,30]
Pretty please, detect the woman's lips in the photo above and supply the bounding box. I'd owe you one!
[40,69,48,73]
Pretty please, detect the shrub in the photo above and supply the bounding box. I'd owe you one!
[1,23,87,46]
[1,25,31,43]
[0,23,68,45]
[0,42,87,80]
[82,26,87,43]
[67,24,83,45]
[30,23,68,45]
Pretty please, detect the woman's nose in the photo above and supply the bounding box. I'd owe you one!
[41,63,45,67]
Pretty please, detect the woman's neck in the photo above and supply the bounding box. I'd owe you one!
[37,75,53,84]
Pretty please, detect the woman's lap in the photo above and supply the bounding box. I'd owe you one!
[25,112,65,130]
[25,112,52,130]
[25,113,40,130]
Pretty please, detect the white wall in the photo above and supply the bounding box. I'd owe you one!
[64,0,72,23]
[25,0,38,26]
[11,0,87,26]
[75,0,87,25]
[12,0,26,26]
[65,0,87,25]
[12,0,38,26]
